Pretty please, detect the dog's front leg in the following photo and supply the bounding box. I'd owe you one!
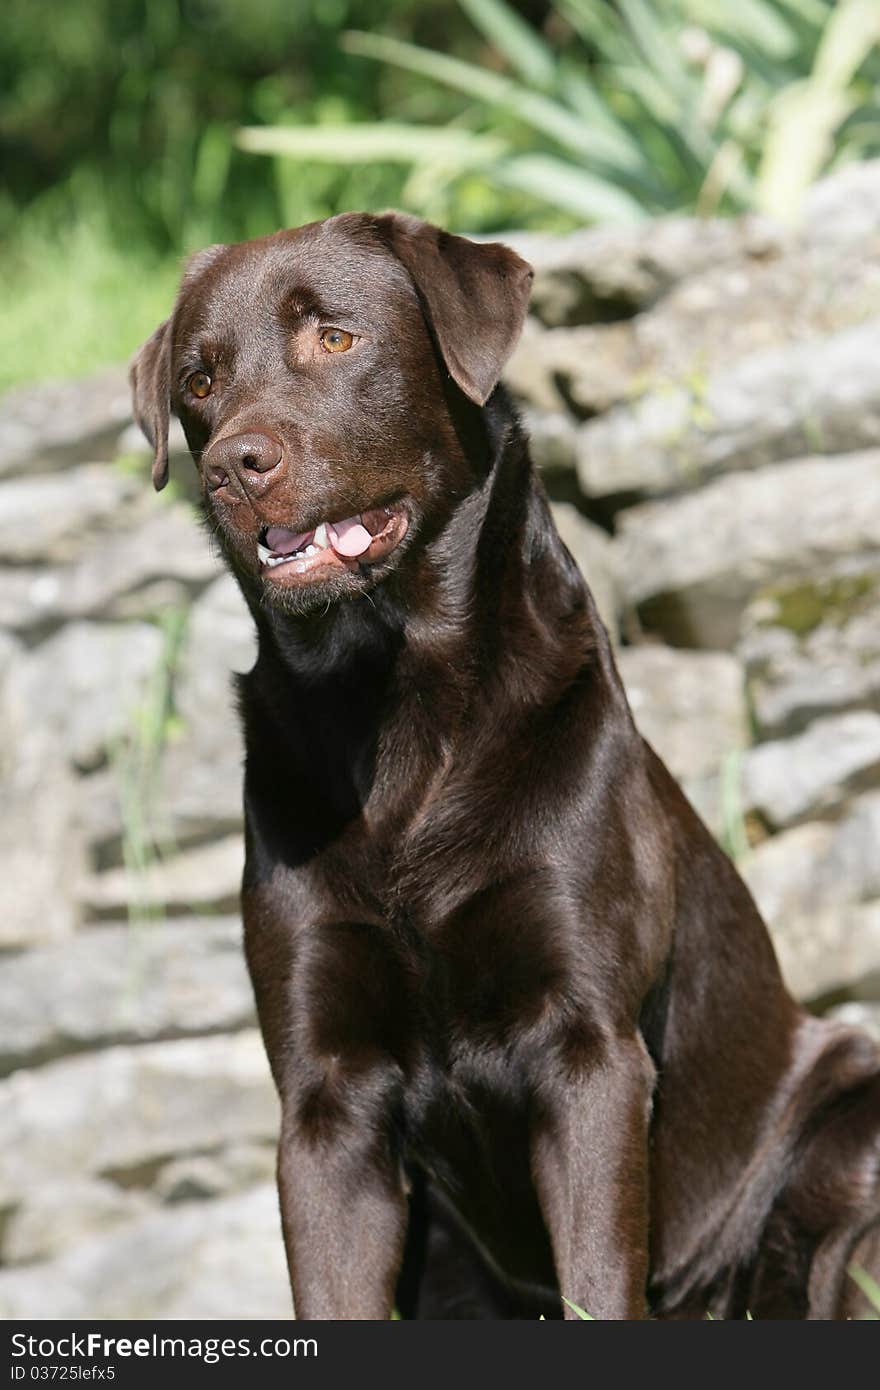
[531,1032,655,1320]
[277,1073,408,1320]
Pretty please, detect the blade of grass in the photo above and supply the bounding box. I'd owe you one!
[562,1295,595,1320]
[849,1264,880,1316]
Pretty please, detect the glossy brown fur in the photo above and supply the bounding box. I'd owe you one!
[131,212,880,1319]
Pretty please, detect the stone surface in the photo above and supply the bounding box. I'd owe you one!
[740,793,880,929]
[154,1143,276,1204]
[618,645,748,782]
[739,570,880,737]
[0,1185,290,1320]
[506,319,637,417]
[0,502,221,633]
[0,463,141,562]
[155,742,246,843]
[0,630,85,945]
[550,503,620,640]
[617,450,880,648]
[78,834,245,916]
[0,917,254,1072]
[2,1180,151,1266]
[576,320,880,501]
[0,1032,277,1205]
[174,574,257,741]
[501,213,787,328]
[770,901,880,1004]
[10,619,164,770]
[522,407,579,472]
[741,712,880,830]
[803,159,880,248]
[0,367,133,476]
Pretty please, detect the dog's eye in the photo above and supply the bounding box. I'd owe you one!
[320,328,354,354]
[187,371,213,399]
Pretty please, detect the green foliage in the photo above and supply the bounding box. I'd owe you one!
[0,208,180,391]
[0,0,464,251]
[246,0,880,225]
[3,1,880,387]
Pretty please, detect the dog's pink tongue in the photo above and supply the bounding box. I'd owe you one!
[328,516,373,557]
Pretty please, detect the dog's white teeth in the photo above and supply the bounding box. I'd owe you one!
[259,548,295,569]
[313,522,328,549]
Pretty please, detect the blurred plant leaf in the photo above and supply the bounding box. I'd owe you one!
[756,0,880,220]
[686,0,798,60]
[238,121,506,166]
[458,0,557,88]
[342,29,632,167]
[494,153,648,222]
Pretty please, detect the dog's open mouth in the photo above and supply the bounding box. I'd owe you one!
[257,504,409,582]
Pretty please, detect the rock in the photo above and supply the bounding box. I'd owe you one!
[174,574,256,741]
[506,319,638,417]
[75,740,245,860]
[739,793,880,929]
[154,1143,276,1204]
[78,834,245,917]
[0,1032,278,1206]
[0,502,221,633]
[2,1180,151,1265]
[0,631,85,946]
[522,407,579,472]
[155,743,246,843]
[128,575,256,843]
[550,503,620,640]
[618,646,748,781]
[0,917,254,1072]
[0,368,133,476]
[803,159,880,248]
[0,763,83,946]
[576,320,880,501]
[742,712,880,830]
[739,569,880,737]
[10,620,164,770]
[738,801,880,1000]
[0,1185,290,1320]
[771,901,880,1004]
[0,463,141,562]
[501,213,787,328]
[616,450,880,648]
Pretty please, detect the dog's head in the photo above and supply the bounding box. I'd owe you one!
[130,213,532,614]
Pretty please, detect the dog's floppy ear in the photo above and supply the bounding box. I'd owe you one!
[379,213,533,405]
[129,319,171,491]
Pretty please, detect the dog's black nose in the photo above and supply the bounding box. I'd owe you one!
[203,431,284,491]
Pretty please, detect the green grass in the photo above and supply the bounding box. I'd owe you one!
[0,213,180,391]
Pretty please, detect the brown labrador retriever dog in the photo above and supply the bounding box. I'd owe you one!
[131,213,880,1319]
